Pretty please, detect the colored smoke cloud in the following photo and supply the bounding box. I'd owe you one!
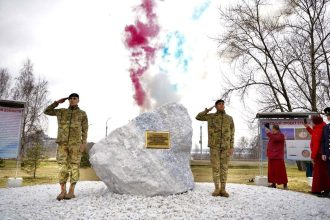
[124,0,160,108]
[161,31,191,73]
[192,0,211,20]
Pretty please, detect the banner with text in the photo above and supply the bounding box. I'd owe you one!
[0,106,24,158]
[259,119,311,161]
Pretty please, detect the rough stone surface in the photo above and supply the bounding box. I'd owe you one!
[89,103,194,196]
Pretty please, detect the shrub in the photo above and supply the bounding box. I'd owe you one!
[0,158,5,167]
[80,150,91,168]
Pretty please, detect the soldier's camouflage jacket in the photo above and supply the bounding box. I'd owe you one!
[44,102,88,145]
[196,109,235,150]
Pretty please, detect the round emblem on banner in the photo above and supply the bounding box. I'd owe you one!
[301,150,310,158]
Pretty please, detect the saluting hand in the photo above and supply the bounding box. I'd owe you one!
[57,97,68,104]
[207,106,214,111]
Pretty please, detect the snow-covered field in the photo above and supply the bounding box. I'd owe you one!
[1,181,330,220]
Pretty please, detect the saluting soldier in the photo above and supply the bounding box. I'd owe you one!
[44,93,88,200]
[196,99,235,197]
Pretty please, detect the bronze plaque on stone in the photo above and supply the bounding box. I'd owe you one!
[145,131,170,149]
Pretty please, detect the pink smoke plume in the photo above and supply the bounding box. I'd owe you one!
[124,0,160,107]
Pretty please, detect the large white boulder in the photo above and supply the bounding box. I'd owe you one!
[89,103,194,196]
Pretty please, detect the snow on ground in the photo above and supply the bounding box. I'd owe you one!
[1,182,330,220]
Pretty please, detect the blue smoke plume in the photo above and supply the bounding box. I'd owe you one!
[192,0,211,20]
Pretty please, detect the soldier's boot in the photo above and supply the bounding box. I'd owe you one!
[64,183,76,200]
[56,183,67,201]
[212,183,221,196]
[220,183,229,198]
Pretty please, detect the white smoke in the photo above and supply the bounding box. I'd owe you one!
[144,73,180,109]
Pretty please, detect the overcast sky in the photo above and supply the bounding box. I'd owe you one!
[0,0,252,148]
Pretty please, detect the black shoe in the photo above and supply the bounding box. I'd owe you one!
[308,191,322,196]
[319,191,330,197]
[268,183,276,188]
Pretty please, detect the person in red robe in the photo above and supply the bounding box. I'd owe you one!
[265,124,288,189]
[304,115,330,196]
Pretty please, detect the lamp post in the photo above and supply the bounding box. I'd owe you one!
[199,124,203,160]
[88,124,92,138]
[105,117,111,137]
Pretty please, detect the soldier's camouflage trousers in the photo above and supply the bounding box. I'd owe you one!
[210,147,229,184]
[56,144,82,184]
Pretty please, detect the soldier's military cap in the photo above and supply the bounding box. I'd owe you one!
[68,93,79,99]
[215,99,225,105]
[324,107,330,116]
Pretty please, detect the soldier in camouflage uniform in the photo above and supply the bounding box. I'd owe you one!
[44,93,88,200]
[196,99,235,197]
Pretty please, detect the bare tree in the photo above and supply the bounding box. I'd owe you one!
[217,0,330,170]
[0,68,11,99]
[249,135,260,160]
[218,0,330,112]
[235,136,250,159]
[284,0,330,111]
[218,0,292,112]
[11,59,50,157]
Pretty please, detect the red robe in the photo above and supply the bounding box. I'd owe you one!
[267,132,288,184]
[306,123,330,193]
